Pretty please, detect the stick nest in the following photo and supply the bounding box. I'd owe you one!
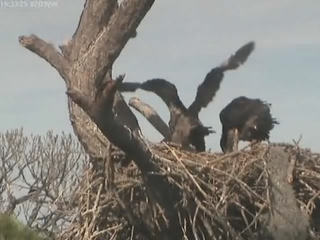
[59,143,320,240]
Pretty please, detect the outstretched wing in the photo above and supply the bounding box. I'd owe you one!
[120,78,185,110]
[188,41,255,117]
[188,67,224,117]
[118,82,142,92]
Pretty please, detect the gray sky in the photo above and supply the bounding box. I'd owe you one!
[1,0,319,152]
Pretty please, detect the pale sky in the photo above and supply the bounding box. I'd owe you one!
[1,0,319,152]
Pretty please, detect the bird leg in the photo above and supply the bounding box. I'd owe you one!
[232,128,239,152]
[224,128,239,153]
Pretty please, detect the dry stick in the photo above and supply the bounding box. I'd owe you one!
[192,205,200,240]
[287,139,301,183]
[110,229,119,240]
[130,226,134,240]
[262,152,273,215]
[164,143,208,199]
[299,179,318,195]
[216,160,238,210]
[113,190,153,239]
[177,212,188,238]
[82,171,91,235]
[296,199,308,214]
[88,183,103,240]
[306,191,320,215]
[240,201,267,235]
[193,197,244,240]
[91,227,117,239]
[211,167,267,203]
[206,143,254,166]
[238,202,253,234]
[201,218,215,239]
[296,168,320,178]
[129,97,170,139]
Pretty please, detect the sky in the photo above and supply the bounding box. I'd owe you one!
[0,0,319,152]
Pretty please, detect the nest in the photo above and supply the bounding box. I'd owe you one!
[60,143,320,240]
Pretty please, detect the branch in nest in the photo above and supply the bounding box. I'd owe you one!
[129,97,170,139]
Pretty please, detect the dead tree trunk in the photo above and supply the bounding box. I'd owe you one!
[19,1,185,239]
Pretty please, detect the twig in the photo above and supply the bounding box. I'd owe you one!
[192,205,200,240]
[165,143,208,199]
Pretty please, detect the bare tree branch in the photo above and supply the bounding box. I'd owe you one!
[0,129,87,238]
[129,97,170,139]
[18,35,70,82]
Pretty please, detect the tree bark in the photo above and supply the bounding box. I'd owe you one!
[260,146,309,240]
[66,80,182,239]
[19,0,155,160]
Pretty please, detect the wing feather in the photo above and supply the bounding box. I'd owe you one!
[188,41,255,117]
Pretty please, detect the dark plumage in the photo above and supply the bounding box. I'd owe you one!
[219,96,279,153]
[140,79,213,151]
[119,42,255,152]
[188,41,255,117]
[120,78,213,151]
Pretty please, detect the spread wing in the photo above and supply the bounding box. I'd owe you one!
[120,78,185,110]
[118,82,142,92]
[188,41,255,117]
